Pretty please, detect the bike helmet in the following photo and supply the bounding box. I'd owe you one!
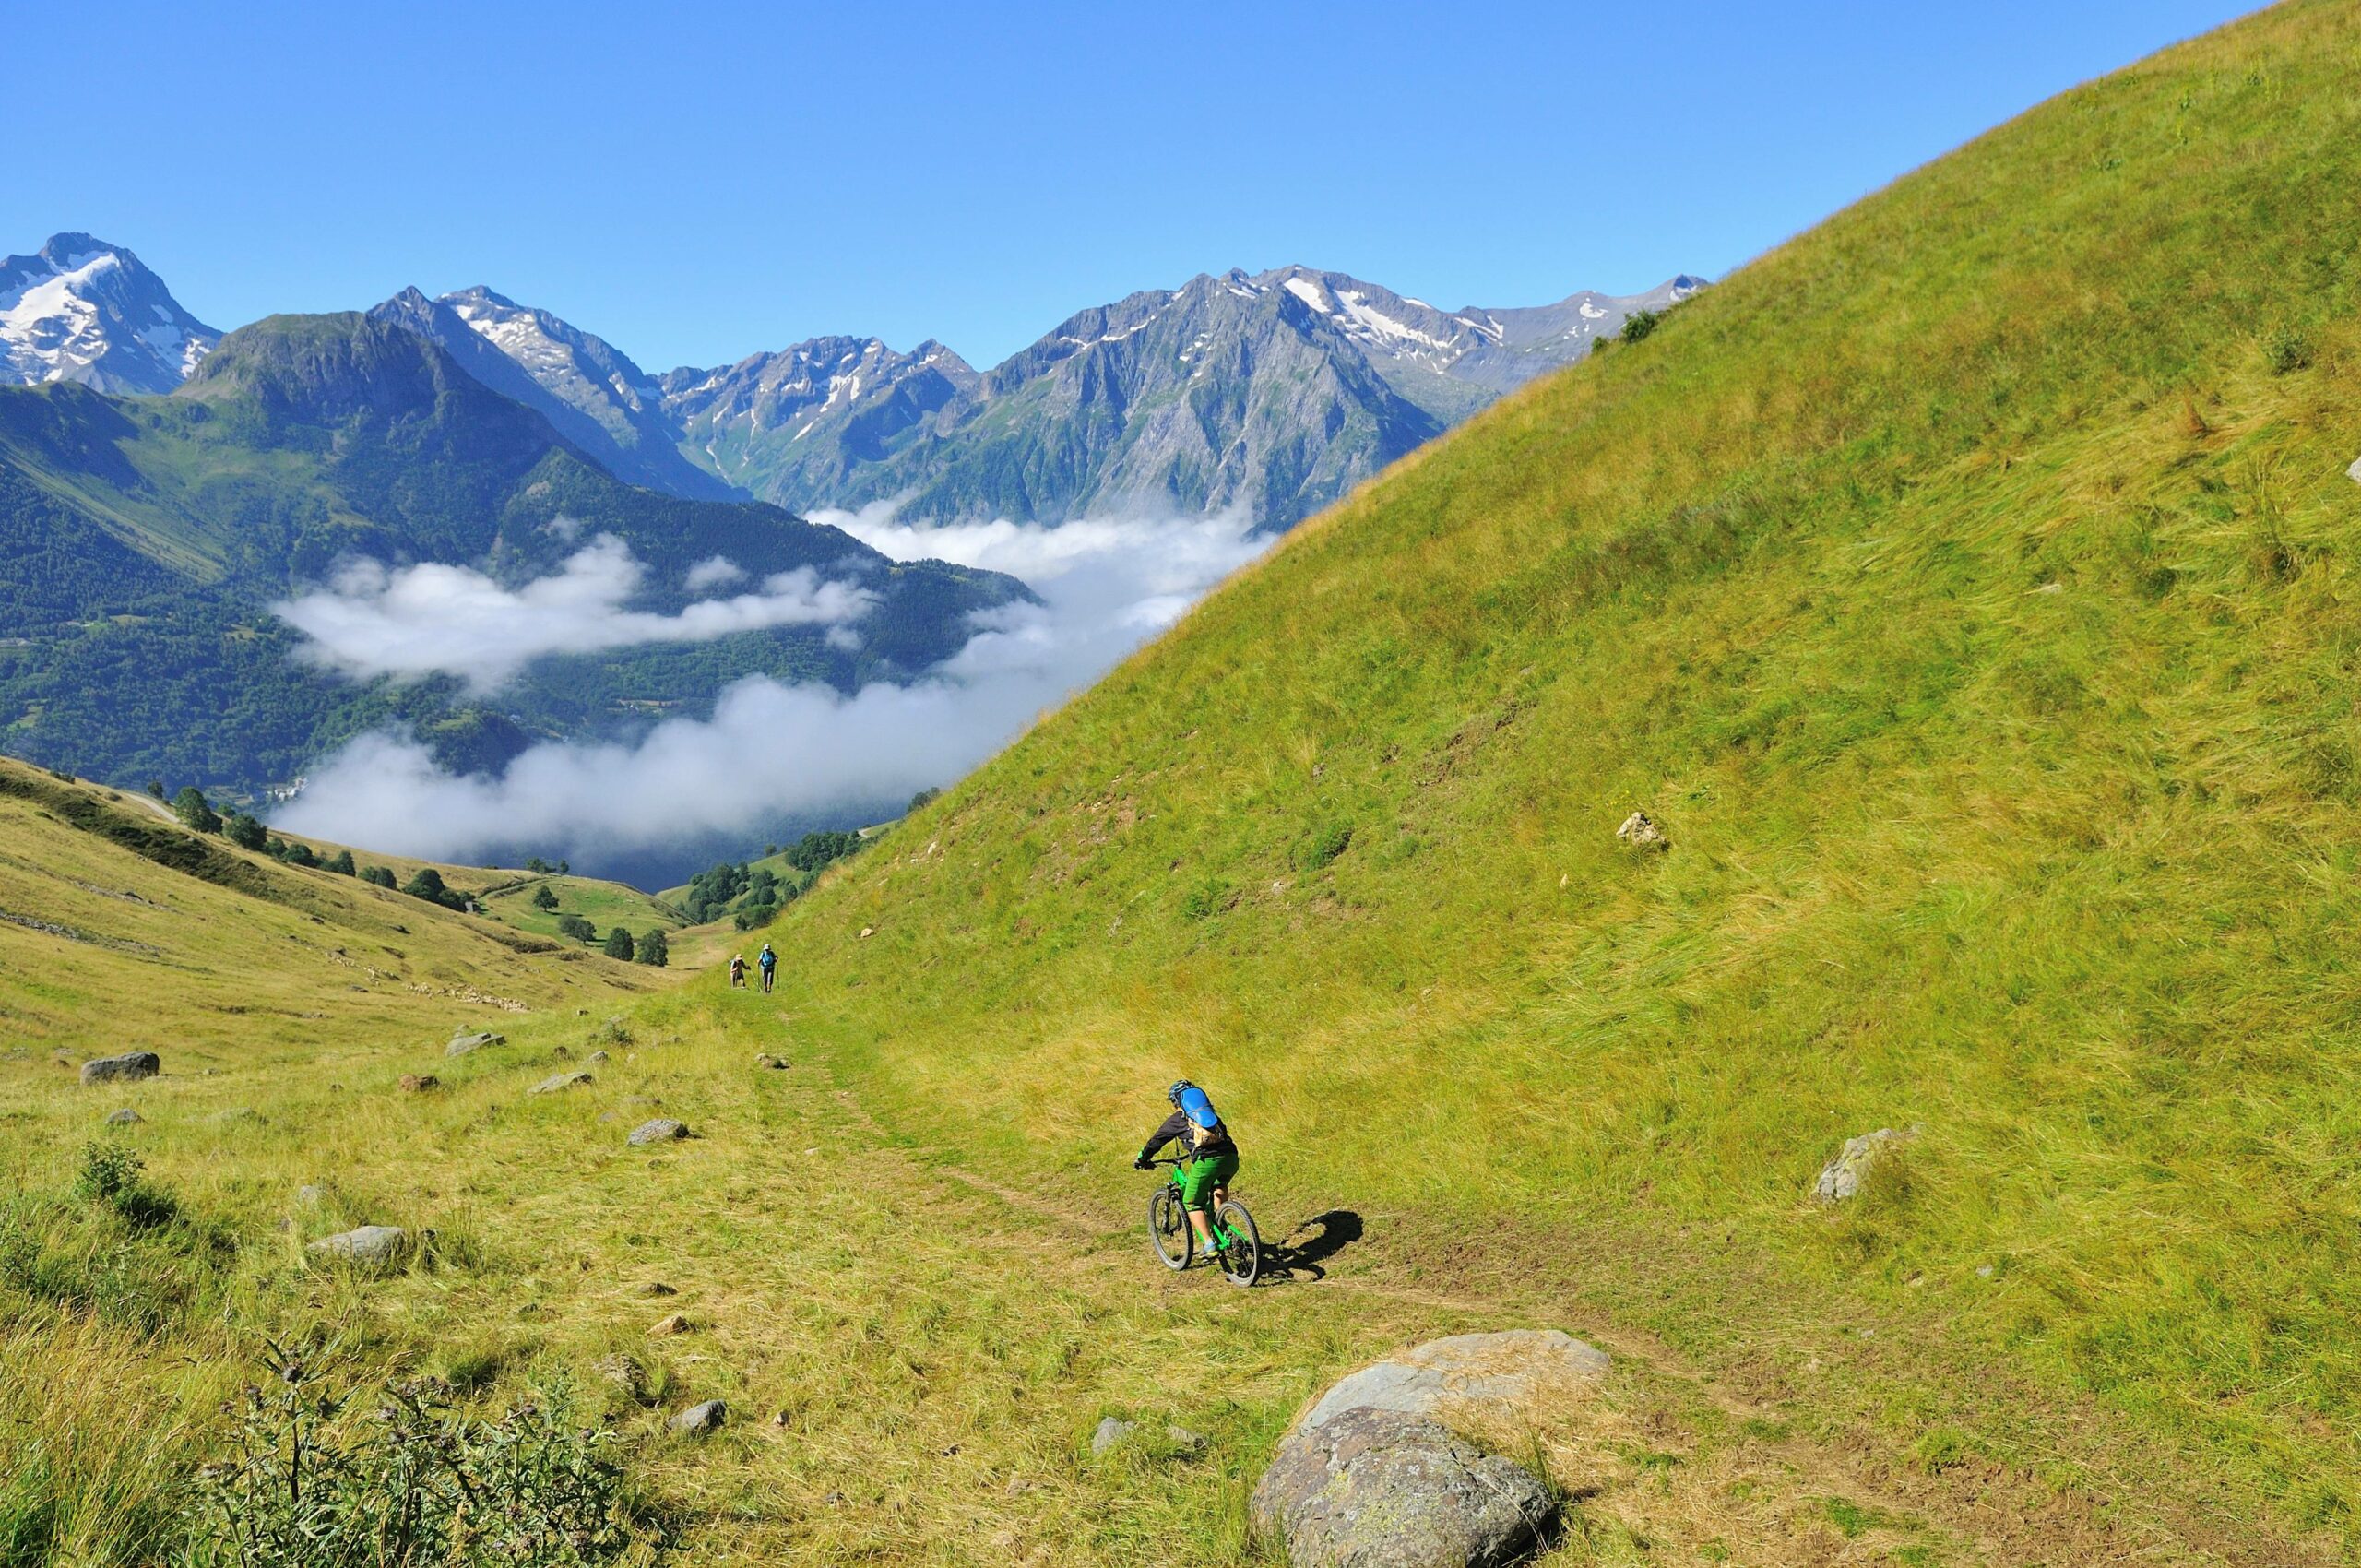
[1168,1078,1195,1107]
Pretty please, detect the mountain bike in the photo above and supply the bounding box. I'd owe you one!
[1145,1156,1259,1286]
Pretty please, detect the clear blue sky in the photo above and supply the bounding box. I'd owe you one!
[21,1,2255,373]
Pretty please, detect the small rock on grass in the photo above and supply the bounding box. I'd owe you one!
[528,1071,594,1095]
[630,1280,677,1298]
[104,1108,142,1126]
[79,1051,159,1085]
[306,1226,409,1269]
[1091,1417,1135,1456]
[445,1031,503,1057]
[1815,1127,1912,1202]
[398,1074,438,1093]
[647,1313,693,1336]
[587,1050,610,1064]
[628,1118,690,1146]
[596,1353,653,1406]
[670,1399,726,1435]
[754,1053,788,1070]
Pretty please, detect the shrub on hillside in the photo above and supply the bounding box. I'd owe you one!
[1619,308,1661,344]
[222,813,267,851]
[636,930,668,968]
[556,914,596,944]
[533,885,560,910]
[360,865,397,889]
[172,787,220,835]
[401,867,469,912]
[2264,326,2314,374]
[603,928,635,962]
[194,1347,637,1568]
[732,903,776,932]
[324,849,355,876]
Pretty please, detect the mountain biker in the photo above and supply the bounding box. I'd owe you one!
[757,943,777,992]
[1135,1079,1238,1256]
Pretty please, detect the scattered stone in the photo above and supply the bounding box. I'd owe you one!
[446,1031,504,1057]
[52,1050,75,1067]
[79,1051,160,1086]
[628,1118,690,1146]
[297,1183,326,1206]
[671,1399,726,1436]
[860,926,874,938]
[2348,455,2361,485]
[397,1074,438,1093]
[306,1226,409,1269]
[552,1045,573,1060]
[1004,1477,1037,1497]
[1252,1406,1554,1568]
[825,1491,845,1507]
[587,1050,610,1064]
[1615,810,1668,850]
[1167,1425,1208,1455]
[596,1353,653,1406]
[596,1111,622,1123]
[771,1410,791,1428]
[1976,1264,1995,1279]
[647,1313,692,1336]
[104,1108,141,1126]
[1091,1417,1135,1456]
[528,1071,594,1096]
[754,1053,788,1070]
[1814,1127,1911,1203]
[201,1068,222,1077]
[629,1281,678,1298]
[623,1095,661,1108]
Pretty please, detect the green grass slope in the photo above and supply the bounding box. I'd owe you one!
[742,1,2361,1547]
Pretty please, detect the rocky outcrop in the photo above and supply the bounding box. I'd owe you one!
[1815,1127,1910,1202]
[628,1118,690,1146]
[80,1051,159,1085]
[306,1225,409,1269]
[528,1071,593,1095]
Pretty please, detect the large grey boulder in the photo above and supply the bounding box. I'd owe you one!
[80,1051,159,1085]
[1252,1407,1553,1568]
[1302,1331,1609,1431]
[1815,1127,1909,1202]
[306,1226,409,1269]
[1252,1331,1607,1567]
[627,1118,690,1146]
[446,1031,504,1057]
[528,1071,594,1095]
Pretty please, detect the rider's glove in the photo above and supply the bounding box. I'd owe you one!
[1133,1156,1152,1170]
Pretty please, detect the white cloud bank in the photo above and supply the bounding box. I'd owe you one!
[273,534,873,691]
[270,507,1272,867]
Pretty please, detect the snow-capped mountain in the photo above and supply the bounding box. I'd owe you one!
[660,337,981,506]
[370,285,740,500]
[654,267,1705,529]
[0,233,220,395]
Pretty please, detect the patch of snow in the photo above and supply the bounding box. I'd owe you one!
[1283,276,1332,313]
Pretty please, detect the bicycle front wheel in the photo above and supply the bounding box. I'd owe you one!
[1215,1199,1259,1287]
[1147,1186,1192,1270]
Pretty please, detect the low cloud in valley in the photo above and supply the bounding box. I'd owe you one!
[271,508,1271,871]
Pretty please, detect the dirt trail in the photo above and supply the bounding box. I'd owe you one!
[816,1068,2303,1568]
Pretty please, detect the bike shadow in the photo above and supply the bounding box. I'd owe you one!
[1255,1209,1364,1285]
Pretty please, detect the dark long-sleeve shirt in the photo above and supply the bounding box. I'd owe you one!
[1139,1108,1236,1164]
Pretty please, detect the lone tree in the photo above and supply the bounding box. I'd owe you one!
[637,929,669,968]
[144,780,165,800]
[532,886,560,911]
[325,849,355,876]
[603,927,635,961]
[172,787,220,834]
[222,812,267,850]
[556,913,596,943]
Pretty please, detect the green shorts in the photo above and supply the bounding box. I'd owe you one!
[1176,1151,1239,1210]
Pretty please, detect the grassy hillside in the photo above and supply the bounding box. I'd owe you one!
[8,7,2360,1565]
[730,2,2361,1551]
[476,872,688,948]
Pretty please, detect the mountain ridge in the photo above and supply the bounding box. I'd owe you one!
[0,233,220,395]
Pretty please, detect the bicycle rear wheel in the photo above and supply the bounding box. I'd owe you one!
[1215,1199,1259,1287]
[1147,1186,1192,1270]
